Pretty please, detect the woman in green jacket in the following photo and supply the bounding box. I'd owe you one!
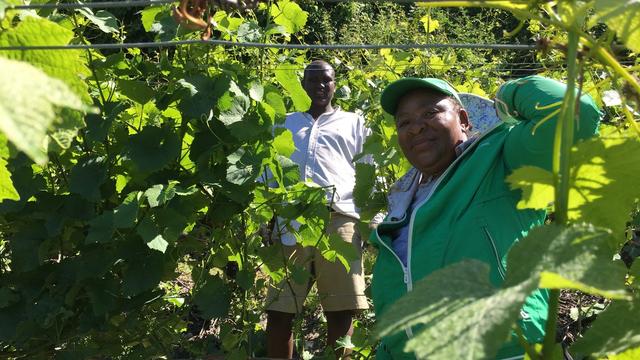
[371,76,601,359]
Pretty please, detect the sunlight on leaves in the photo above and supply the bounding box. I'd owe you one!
[593,0,640,53]
[77,8,119,34]
[269,0,308,35]
[273,128,296,157]
[507,130,640,236]
[274,63,311,112]
[420,14,440,33]
[0,158,18,201]
[377,260,538,360]
[506,223,629,299]
[0,57,89,164]
[572,298,640,358]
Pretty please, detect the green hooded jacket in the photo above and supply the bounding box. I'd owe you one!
[370,76,601,359]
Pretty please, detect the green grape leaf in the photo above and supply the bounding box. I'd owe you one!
[606,346,640,360]
[264,85,287,123]
[268,155,300,188]
[137,215,169,253]
[0,17,93,157]
[237,20,262,42]
[0,1,8,20]
[77,247,115,281]
[226,148,261,186]
[76,8,118,34]
[235,269,255,291]
[257,244,286,283]
[318,233,359,273]
[0,158,18,201]
[122,249,164,296]
[290,263,311,285]
[113,192,141,229]
[144,183,177,208]
[506,165,554,210]
[0,57,88,164]
[258,101,276,127]
[155,207,189,242]
[193,276,231,319]
[218,82,250,126]
[505,224,629,299]
[376,260,538,360]
[273,128,295,157]
[10,225,46,273]
[123,125,180,175]
[335,335,355,350]
[0,287,19,309]
[294,222,323,248]
[140,6,163,32]
[140,5,179,41]
[269,0,308,34]
[593,0,640,53]
[69,157,108,201]
[86,212,115,244]
[249,82,264,102]
[631,260,640,282]
[86,278,118,315]
[507,133,640,236]
[274,63,310,112]
[353,163,376,209]
[0,17,90,101]
[117,79,155,105]
[50,108,88,150]
[572,298,640,357]
[420,14,440,33]
[177,75,226,121]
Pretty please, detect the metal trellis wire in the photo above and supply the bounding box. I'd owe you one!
[0,39,539,51]
[3,0,526,10]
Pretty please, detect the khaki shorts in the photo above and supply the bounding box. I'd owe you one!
[265,213,369,313]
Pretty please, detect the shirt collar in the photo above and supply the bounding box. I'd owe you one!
[305,106,341,120]
[455,135,478,157]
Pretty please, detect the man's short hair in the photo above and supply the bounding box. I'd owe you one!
[303,60,334,80]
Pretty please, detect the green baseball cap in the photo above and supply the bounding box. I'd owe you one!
[380,77,462,115]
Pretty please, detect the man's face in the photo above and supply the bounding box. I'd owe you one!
[395,88,470,176]
[302,65,336,107]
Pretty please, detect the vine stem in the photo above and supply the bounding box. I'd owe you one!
[542,18,581,360]
[552,31,579,225]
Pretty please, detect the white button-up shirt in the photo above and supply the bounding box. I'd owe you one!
[282,108,371,219]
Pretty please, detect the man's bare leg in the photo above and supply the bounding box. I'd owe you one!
[325,310,355,358]
[266,310,295,359]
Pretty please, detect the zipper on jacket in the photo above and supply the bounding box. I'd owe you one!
[374,219,410,287]
[483,226,507,280]
[374,224,414,340]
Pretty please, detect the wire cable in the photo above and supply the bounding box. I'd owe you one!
[0,38,539,51]
[6,0,175,10]
[2,0,515,9]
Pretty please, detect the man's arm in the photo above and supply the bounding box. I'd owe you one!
[497,75,602,171]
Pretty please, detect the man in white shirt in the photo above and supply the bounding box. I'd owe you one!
[265,60,370,358]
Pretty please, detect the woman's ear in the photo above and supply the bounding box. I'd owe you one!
[458,108,472,133]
